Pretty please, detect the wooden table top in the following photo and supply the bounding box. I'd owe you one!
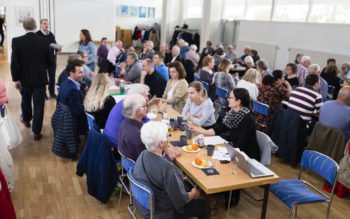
[166,107,280,195]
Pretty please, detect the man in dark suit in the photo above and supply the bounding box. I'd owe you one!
[57,59,88,137]
[169,45,184,65]
[36,18,60,98]
[10,17,51,141]
[201,41,215,56]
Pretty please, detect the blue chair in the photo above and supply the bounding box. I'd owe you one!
[127,167,155,219]
[194,76,201,81]
[252,100,270,130]
[200,81,209,90]
[215,87,228,108]
[117,150,135,212]
[85,112,100,131]
[270,150,339,219]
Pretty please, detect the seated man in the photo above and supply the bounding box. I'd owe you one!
[319,86,350,139]
[153,52,169,81]
[120,52,142,83]
[104,84,151,148]
[308,64,328,101]
[118,94,181,162]
[139,41,155,60]
[134,121,205,219]
[140,58,166,98]
[52,59,88,159]
[288,74,323,122]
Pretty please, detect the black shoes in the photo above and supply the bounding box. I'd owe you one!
[34,133,42,141]
[20,116,31,128]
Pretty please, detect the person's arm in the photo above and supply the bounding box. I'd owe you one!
[181,99,190,118]
[314,96,323,114]
[235,114,255,150]
[124,63,141,82]
[67,89,85,117]
[190,124,215,136]
[227,74,236,90]
[189,101,215,127]
[88,42,96,64]
[10,39,21,83]
[107,49,116,65]
[167,80,187,105]
[162,81,171,99]
[140,70,147,84]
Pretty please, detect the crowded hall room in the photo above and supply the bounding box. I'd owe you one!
[1,0,350,218]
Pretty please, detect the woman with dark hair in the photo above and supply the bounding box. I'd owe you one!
[284,63,299,88]
[162,61,188,112]
[78,29,96,71]
[182,81,216,128]
[191,88,260,161]
[257,70,291,125]
[249,49,260,63]
[321,63,341,99]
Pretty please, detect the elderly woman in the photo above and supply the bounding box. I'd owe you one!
[185,44,200,68]
[182,81,216,128]
[134,121,205,219]
[162,61,188,113]
[244,56,255,69]
[340,62,350,85]
[191,88,260,161]
[237,68,259,101]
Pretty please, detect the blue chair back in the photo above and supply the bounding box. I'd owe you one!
[327,85,335,100]
[194,76,201,81]
[200,81,209,90]
[300,150,339,185]
[127,167,155,213]
[119,150,135,172]
[252,100,270,117]
[85,113,100,131]
[216,87,228,98]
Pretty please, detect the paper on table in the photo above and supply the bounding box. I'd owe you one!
[204,136,228,145]
[212,147,231,161]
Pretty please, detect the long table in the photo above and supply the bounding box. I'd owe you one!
[166,107,279,219]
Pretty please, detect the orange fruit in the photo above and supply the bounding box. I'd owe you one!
[195,157,202,165]
[192,144,199,151]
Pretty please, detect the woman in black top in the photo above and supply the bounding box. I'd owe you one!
[190,88,260,161]
[84,73,116,128]
[284,63,299,89]
[198,55,216,100]
[321,64,341,99]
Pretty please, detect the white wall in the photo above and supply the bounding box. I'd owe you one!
[236,20,350,69]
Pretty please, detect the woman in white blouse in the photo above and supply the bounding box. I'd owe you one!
[237,68,259,101]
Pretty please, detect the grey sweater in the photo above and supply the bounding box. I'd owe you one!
[182,98,216,127]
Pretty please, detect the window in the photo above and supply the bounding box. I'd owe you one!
[246,0,273,21]
[308,0,350,24]
[273,0,310,22]
[223,0,246,20]
[185,0,203,19]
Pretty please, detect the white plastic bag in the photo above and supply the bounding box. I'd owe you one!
[0,105,23,150]
[0,129,14,192]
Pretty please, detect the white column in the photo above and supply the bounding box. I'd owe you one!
[160,0,169,44]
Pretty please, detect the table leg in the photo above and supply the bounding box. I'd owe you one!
[261,184,270,219]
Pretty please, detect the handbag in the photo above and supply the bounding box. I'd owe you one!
[0,105,23,150]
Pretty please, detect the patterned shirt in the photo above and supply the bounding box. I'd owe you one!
[287,86,323,121]
[296,64,308,86]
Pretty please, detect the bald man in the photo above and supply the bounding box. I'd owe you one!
[319,86,350,139]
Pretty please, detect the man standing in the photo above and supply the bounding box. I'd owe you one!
[11,17,51,141]
[36,18,59,98]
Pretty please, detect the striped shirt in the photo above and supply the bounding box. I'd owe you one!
[287,86,323,121]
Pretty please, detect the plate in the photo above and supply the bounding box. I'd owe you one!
[192,160,213,169]
[182,145,201,153]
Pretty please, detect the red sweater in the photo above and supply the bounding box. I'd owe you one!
[0,168,16,219]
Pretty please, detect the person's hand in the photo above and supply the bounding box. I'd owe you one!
[189,124,202,134]
[15,81,22,91]
[120,62,126,69]
[190,188,201,199]
[141,70,147,78]
[158,99,167,113]
[164,146,182,160]
[147,96,159,106]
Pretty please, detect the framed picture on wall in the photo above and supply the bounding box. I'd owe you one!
[130,6,138,17]
[139,7,146,18]
[148,7,155,19]
[120,5,129,16]
[15,7,34,26]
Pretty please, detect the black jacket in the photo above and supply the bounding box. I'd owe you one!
[11,32,51,87]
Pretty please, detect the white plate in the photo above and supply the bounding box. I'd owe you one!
[182,146,201,153]
[192,160,213,169]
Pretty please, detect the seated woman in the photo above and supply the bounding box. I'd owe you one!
[284,63,299,89]
[0,79,8,106]
[191,88,260,161]
[182,81,216,129]
[134,121,205,219]
[162,61,188,113]
[237,68,259,101]
[83,73,116,129]
[257,70,291,125]
[198,56,216,100]
[321,63,341,99]
[214,59,236,91]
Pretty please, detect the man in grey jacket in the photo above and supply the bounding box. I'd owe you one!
[121,52,141,83]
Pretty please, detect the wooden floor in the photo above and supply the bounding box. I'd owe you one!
[0,54,349,219]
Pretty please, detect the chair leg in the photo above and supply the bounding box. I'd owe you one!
[288,207,294,219]
[118,186,123,212]
[227,190,232,215]
[295,206,298,218]
[326,203,332,219]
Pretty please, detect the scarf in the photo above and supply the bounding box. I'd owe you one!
[223,107,250,129]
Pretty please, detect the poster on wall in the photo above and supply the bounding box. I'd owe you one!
[130,6,138,17]
[15,7,34,26]
[148,7,155,19]
[139,7,146,18]
[120,5,129,16]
